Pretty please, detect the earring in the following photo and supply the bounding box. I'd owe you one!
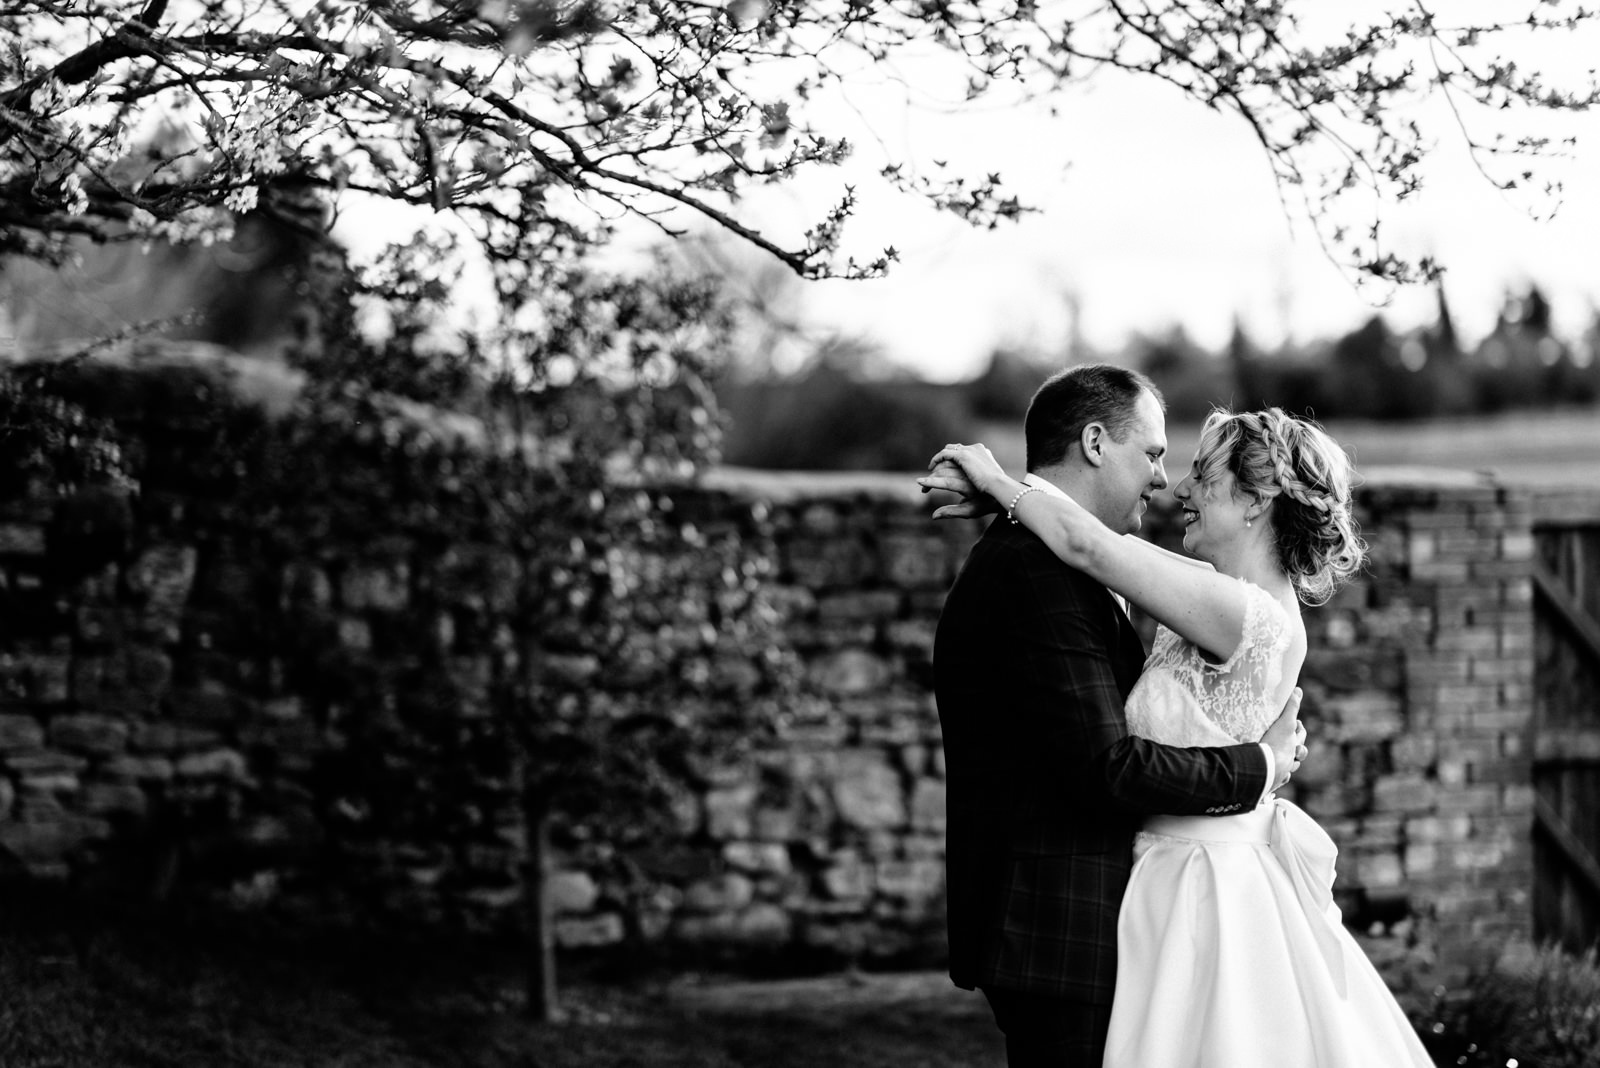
[1246,517,1253,528]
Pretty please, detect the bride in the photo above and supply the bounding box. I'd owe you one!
[924,407,1433,1068]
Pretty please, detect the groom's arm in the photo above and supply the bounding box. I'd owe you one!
[1010,543,1270,816]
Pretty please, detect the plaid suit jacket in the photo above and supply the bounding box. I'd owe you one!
[935,517,1269,1004]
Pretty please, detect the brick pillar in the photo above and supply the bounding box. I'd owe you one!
[1308,472,1535,982]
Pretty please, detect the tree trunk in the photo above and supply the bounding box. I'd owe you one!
[525,794,561,1022]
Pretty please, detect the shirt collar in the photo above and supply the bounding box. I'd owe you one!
[1022,472,1072,500]
[1023,473,1131,616]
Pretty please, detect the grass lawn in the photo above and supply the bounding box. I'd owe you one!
[0,899,1004,1068]
[975,406,1600,491]
[15,893,1597,1068]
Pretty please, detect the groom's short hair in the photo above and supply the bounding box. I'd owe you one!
[1025,364,1164,472]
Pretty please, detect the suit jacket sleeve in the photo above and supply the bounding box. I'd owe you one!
[1005,533,1269,816]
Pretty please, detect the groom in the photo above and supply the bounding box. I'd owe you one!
[929,364,1305,1068]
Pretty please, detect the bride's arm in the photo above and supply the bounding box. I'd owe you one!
[1010,488,1248,661]
[924,445,1248,660]
[1142,538,1215,571]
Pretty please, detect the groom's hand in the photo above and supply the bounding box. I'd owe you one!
[1261,687,1307,791]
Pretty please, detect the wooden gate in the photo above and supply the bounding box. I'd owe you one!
[1532,492,1600,953]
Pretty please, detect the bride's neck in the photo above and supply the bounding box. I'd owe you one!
[1215,544,1294,600]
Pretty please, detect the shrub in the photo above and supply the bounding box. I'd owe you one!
[1418,943,1600,1068]
[0,366,133,498]
[720,364,973,471]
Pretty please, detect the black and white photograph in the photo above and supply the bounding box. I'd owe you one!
[2,2,1599,1065]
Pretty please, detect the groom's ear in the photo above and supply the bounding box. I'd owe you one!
[1080,422,1107,466]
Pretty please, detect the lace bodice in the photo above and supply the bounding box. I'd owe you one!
[1125,581,1295,747]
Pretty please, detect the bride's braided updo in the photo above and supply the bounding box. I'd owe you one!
[1193,408,1366,605]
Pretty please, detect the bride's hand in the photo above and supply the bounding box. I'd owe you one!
[918,445,1006,520]
[919,459,1000,520]
[923,443,1008,498]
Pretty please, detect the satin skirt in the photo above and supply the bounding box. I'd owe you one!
[1102,801,1434,1068]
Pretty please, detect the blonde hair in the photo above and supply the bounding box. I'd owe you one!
[1193,408,1366,605]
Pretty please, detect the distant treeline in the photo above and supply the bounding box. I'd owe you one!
[720,284,1600,471]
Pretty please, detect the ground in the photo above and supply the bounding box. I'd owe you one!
[0,899,1005,1068]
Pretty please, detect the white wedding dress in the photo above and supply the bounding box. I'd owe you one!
[1102,582,1434,1068]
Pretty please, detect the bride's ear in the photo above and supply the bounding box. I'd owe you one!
[1244,496,1274,526]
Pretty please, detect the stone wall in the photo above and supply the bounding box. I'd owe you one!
[1287,471,1535,980]
[0,347,548,932]
[641,471,976,965]
[652,467,1538,982]
[0,353,1539,988]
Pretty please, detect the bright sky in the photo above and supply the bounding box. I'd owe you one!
[732,20,1600,382]
[336,4,1600,384]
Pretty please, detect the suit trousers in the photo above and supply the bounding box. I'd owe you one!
[982,987,1113,1068]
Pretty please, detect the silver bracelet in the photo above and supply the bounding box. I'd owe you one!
[1007,485,1040,525]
